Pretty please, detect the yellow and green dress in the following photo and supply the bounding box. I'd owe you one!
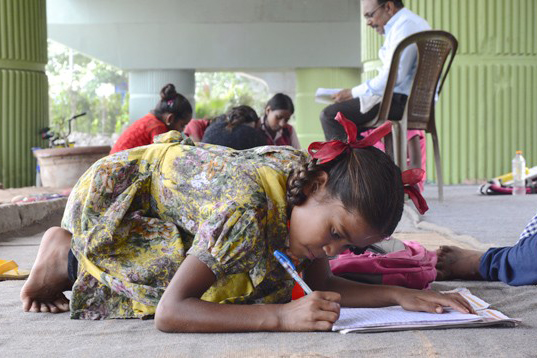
[62,132,309,319]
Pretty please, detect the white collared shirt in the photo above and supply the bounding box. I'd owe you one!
[352,8,431,98]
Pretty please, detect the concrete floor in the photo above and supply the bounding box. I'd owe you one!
[421,184,536,247]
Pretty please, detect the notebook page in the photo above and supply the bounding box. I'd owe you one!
[446,287,489,310]
[333,306,481,331]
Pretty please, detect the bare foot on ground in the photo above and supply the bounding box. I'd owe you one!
[435,246,484,281]
[20,227,72,313]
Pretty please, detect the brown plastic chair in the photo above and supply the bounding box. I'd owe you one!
[362,30,458,202]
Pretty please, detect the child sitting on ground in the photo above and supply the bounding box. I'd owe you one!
[260,93,301,149]
[436,210,537,286]
[201,105,267,150]
[110,83,192,154]
[21,113,472,332]
[183,117,211,143]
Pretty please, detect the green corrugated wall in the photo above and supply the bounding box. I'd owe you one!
[0,0,48,188]
[295,68,362,146]
[362,0,537,184]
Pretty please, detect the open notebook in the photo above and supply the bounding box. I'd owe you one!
[333,288,520,334]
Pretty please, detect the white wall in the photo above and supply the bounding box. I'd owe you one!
[47,0,363,71]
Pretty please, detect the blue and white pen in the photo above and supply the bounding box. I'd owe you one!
[274,250,313,295]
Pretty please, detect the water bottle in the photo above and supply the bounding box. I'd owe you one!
[512,150,526,196]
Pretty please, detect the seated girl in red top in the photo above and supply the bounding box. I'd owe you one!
[260,93,301,149]
[110,83,192,154]
[184,118,211,143]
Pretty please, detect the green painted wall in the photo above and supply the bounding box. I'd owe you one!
[0,0,48,188]
[362,0,537,184]
[295,68,361,147]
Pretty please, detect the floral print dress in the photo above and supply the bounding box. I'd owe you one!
[62,132,309,319]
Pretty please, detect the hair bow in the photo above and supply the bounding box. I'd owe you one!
[307,112,429,215]
[402,168,429,215]
[308,112,392,164]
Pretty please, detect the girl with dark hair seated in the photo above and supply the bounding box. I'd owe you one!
[201,105,267,150]
[111,83,192,154]
[260,93,301,149]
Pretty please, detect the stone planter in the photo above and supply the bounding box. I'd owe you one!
[33,146,111,188]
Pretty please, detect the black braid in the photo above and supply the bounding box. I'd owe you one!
[286,159,322,216]
[286,146,404,239]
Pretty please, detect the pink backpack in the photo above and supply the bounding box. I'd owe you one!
[329,240,437,290]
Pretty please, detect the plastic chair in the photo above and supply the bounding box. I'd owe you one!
[362,30,458,202]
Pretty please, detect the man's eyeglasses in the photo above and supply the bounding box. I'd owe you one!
[363,3,385,19]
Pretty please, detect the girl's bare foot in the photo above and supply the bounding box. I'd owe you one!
[20,227,72,313]
[435,246,484,281]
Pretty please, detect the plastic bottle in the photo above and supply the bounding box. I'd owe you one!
[512,150,526,196]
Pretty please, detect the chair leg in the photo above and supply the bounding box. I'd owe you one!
[390,120,408,172]
[391,122,402,169]
[384,134,395,162]
[407,135,422,169]
[399,119,408,172]
[431,130,444,202]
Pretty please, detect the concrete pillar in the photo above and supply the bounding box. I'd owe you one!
[0,0,49,188]
[362,0,537,184]
[294,68,361,147]
[128,70,196,122]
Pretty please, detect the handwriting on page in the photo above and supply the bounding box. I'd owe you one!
[333,306,481,331]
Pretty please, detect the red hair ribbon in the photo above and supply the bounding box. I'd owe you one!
[308,112,392,165]
[402,168,429,215]
[307,112,429,215]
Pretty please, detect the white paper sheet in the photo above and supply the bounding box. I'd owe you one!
[333,306,481,331]
[315,88,341,104]
[332,288,520,334]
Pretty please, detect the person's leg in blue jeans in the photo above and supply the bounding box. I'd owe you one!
[479,234,537,285]
[436,212,537,285]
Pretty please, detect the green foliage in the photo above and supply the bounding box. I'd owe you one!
[47,40,129,136]
[195,72,269,119]
[47,42,270,137]
[115,93,131,133]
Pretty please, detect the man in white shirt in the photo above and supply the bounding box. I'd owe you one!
[320,0,430,140]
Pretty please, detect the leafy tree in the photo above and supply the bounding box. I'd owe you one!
[195,72,269,119]
[47,41,270,141]
[46,40,129,137]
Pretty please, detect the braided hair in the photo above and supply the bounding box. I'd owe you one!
[224,105,260,130]
[287,146,404,238]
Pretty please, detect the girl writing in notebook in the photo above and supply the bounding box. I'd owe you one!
[21,113,472,332]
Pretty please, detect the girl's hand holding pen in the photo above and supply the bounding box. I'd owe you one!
[272,250,339,331]
[276,291,341,331]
